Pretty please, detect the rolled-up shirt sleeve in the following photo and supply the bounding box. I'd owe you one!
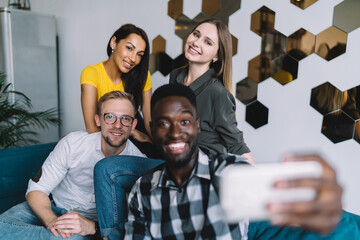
[26,135,71,196]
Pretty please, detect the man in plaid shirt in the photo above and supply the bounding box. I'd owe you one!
[124,84,356,240]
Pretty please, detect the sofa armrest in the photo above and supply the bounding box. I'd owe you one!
[0,142,57,213]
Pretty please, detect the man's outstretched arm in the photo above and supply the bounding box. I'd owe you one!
[268,154,343,234]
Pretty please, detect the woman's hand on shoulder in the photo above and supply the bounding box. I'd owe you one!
[131,129,152,143]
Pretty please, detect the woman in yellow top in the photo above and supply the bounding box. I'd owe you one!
[81,24,152,143]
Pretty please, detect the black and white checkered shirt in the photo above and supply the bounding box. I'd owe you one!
[124,150,249,240]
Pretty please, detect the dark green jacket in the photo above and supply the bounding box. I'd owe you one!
[169,67,250,155]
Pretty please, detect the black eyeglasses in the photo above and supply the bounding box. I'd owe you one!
[102,113,134,127]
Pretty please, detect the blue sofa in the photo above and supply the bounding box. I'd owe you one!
[0,142,57,213]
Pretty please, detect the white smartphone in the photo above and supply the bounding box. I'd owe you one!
[219,161,322,223]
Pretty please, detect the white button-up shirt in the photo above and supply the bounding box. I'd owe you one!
[26,131,144,221]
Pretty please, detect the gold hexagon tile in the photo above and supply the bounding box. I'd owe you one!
[152,35,166,54]
[168,0,183,20]
[315,26,347,61]
[231,34,238,56]
[251,6,275,37]
[354,120,360,144]
[290,0,318,10]
[248,54,272,83]
[149,35,174,76]
[202,0,221,17]
[286,28,315,61]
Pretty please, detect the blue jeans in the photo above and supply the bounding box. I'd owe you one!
[0,201,94,240]
[94,155,164,240]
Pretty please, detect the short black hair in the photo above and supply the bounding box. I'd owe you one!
[151,83,197,113]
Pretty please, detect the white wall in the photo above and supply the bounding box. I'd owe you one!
[1,0,359,214]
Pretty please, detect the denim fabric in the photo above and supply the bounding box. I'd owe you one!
[0,201,94,240]
[248,211,360,240]
[94,155,164,240]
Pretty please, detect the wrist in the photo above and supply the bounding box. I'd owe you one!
[93,221,100,236]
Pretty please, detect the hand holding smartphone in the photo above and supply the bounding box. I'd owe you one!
[220,161,322,223]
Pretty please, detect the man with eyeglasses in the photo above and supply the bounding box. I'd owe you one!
[0,91,144,240]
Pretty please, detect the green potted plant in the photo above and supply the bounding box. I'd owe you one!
[0,72,61,148]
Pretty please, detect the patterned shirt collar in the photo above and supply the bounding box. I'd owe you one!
[157,150,211,190]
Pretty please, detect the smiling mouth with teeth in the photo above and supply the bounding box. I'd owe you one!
[123,61,133,69]
[189,47,200,55]
[168,142,186,150]
[111,132,123,136]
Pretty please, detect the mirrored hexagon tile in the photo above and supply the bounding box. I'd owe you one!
[211,0,241,25]
[175,12,208,39]
[341,85,360,121]
[168,0,183,20]
[250,6,275,37]
[261,30,287,60]
[286,28,315,61]
[321,110,355,143]
[149,35,174,76]
[245,100,269,129]
[290,0,318,10]
[236,77,258,105]
[333,0,360,33]
[271,54,299,85]
[310,82,343,115]
[231,34,238,56]
[248,54,272,84]
[201,0,221,17]
[315,26,347,61]
[354,120,360,144]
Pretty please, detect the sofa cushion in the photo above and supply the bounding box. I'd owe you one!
[0,142,57,213]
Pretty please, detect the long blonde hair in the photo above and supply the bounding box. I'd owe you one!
[191,19,233,94]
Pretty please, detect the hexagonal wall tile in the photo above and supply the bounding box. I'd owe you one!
[211,0,241,25]
[310,82,343,115]
[248,54,272,83]
[175,12,208,39]
[333,0,360,33]
[236,77,257,105]
[251,6,275,37]
[246,100,269,129]
[231,34,238,56]
[290,0,318,10]
[286,28,315,61]
[202,0,221,16]
[168,0,183,20]
[341,85,360,121]
[271,54,299,85]
[315,26,347,61]
[354,121,360,144]
[321,110,355,143]
[261,30,287,60]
